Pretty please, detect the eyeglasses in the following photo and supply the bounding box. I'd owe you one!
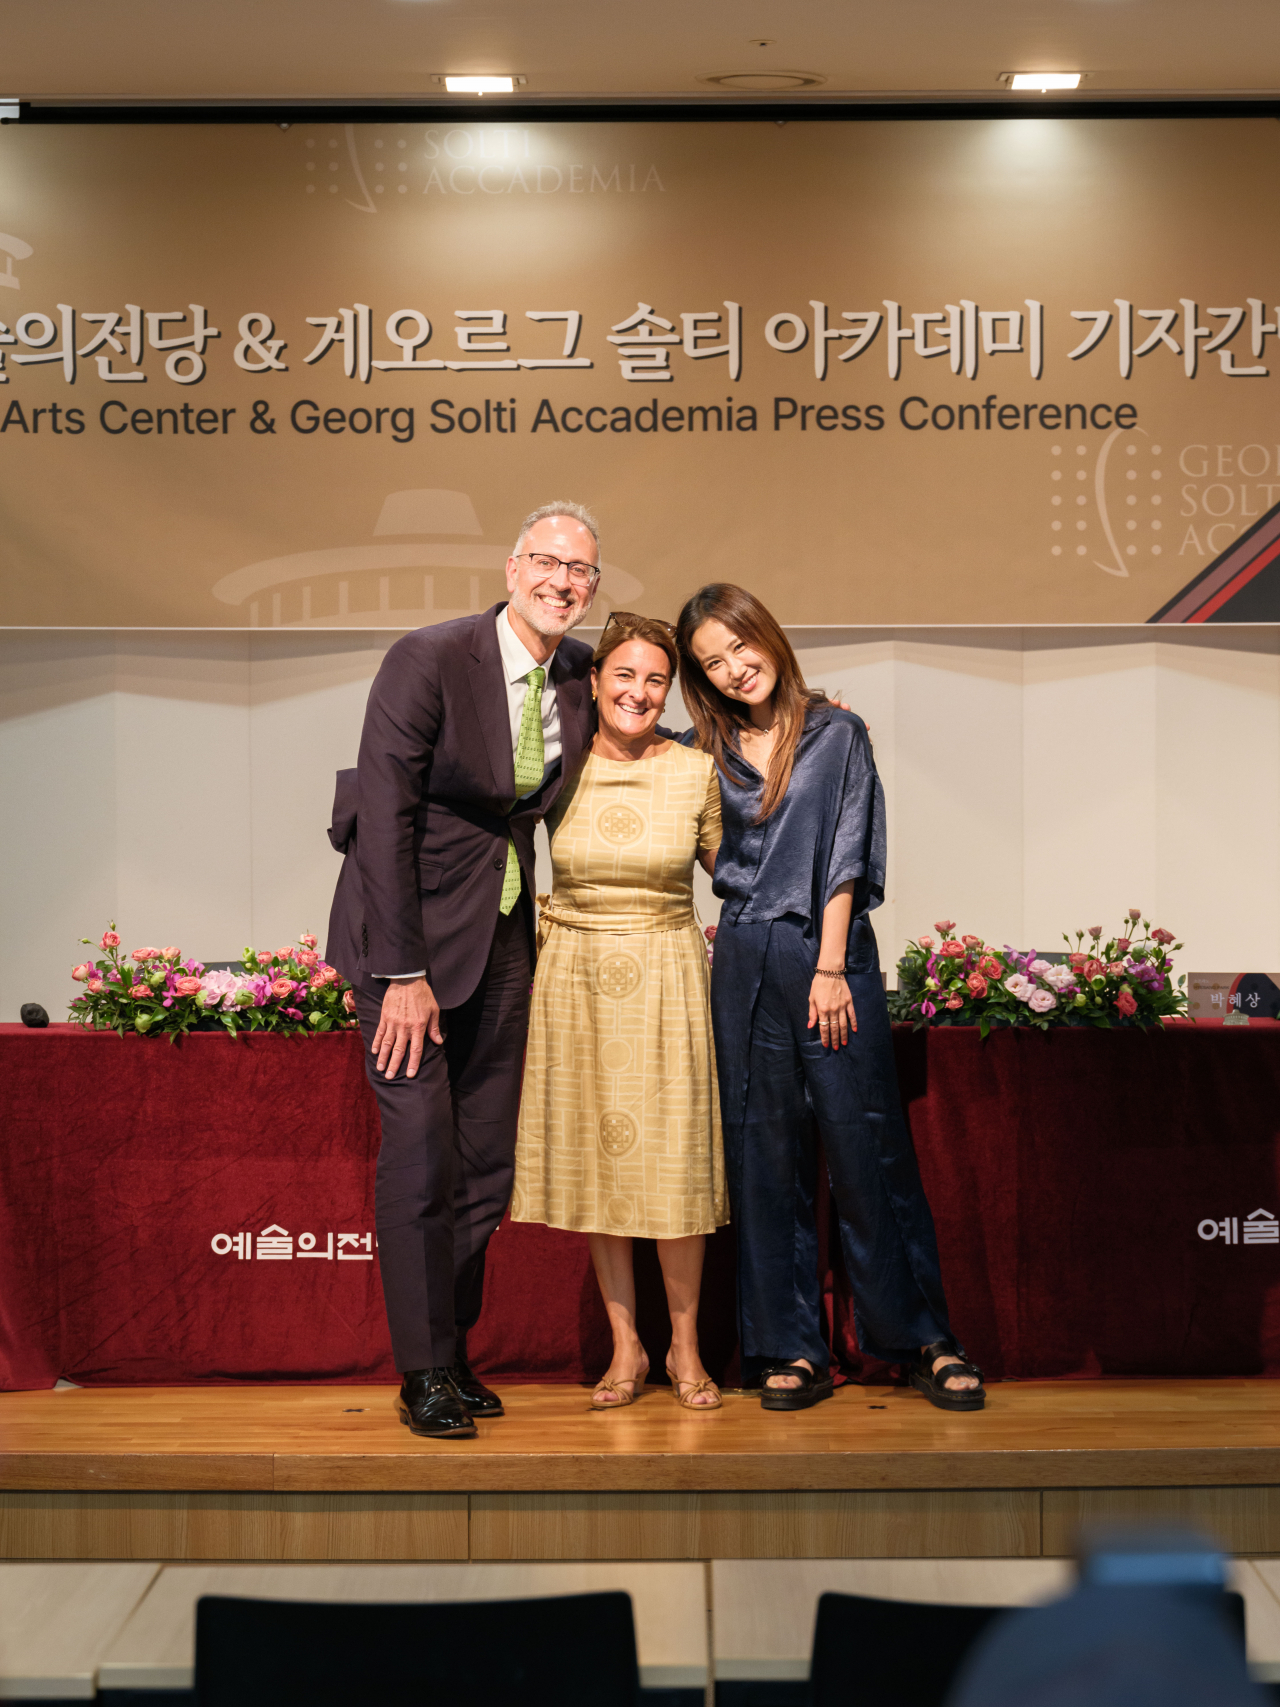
[515,552,600,588]
[603,610,677,636]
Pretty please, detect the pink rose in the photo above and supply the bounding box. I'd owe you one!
[131,947,159,963]
[297,949,319,968]
[940,941,967,959]
[1116,988,1138,1017]
[276,946,295,960]
[321,965,341,985]
[1068,952,1089,971]
[934,919,956,934]
[1115,938,1131,954]
[310,973,328,990]
[161,945,180,960]
[1151,927,1175,946]
[1088,925,1102,940]
[966,972,988,998]
[175,976,202,997]
[256,950,275,964]
[961,934,982,948]
[979,955,1002,978]
[343,989,357,1014]
[1106,961,1127,976]
[87,977,105,994]
[129,984,150,999]
[1027,988,1057,1014]
[1128,908,1142,922]
[101,930,120,949]
[945,993,964,1010]
[917,935,934,950]
[299,933,318,949]
[271,977,294,999]
[1084,958,1105,979]
[71,962,93,982]
[704,925,718,942]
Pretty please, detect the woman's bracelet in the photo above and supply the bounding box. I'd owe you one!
[813,966,847,979]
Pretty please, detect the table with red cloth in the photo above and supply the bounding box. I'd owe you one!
[2,1021,1279,1391]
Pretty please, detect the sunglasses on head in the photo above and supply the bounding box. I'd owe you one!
[601,610,677,636]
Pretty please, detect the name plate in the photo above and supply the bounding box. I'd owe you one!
[1187,973,1280,1022]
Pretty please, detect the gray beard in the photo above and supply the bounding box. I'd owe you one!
[508,585,584,641]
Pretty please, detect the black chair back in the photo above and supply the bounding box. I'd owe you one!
[195,1590,639,1707]
[809,1591,1012,1707]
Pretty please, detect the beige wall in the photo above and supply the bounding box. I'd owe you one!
[2,625,1275,1022]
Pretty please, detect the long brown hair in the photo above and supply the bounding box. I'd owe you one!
[676,583,824,820]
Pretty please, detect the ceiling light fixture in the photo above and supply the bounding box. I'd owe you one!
[443,75,518,95]
[1007,72,1082,92]
[698,70,826,91]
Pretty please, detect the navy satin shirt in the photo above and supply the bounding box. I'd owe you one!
[688,703,886,932]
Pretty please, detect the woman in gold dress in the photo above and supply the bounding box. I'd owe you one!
[511,613,726,1410]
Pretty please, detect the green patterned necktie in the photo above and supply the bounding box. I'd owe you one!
[499,665,546,915]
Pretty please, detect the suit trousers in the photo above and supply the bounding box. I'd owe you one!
[355,904,531,1373]
[713,913,955,1375]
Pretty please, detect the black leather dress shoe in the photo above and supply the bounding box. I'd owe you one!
[398,1368,477,1439]
[449,1354,504,1417]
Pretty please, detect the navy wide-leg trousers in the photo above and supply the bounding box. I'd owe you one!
[712,913,954,1371]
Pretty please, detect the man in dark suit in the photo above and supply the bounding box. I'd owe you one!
[327,502,600,1438]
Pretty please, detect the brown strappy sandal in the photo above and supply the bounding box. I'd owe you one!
[665,1358,722,1411]
[590,1366,647,1410]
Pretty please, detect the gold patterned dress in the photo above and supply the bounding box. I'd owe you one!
[511,741,728,1239]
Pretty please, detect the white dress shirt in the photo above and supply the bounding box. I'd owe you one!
[495,602,562,796]
[377,605,564,980]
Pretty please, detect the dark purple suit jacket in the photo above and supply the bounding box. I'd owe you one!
[326,603,594,1009]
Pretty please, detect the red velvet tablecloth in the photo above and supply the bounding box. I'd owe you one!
[2,1022,1279,1389]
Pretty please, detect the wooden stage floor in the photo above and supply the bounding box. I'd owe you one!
[3,1379,1279,1563]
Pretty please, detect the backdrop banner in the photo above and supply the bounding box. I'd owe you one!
[3,116,1280,628]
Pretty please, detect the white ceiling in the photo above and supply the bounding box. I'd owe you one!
[4,0,1280,104]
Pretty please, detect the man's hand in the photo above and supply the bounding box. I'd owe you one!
[372,976,443,1079]
[828,692,871,739]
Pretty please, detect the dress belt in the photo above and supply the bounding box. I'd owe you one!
[535,895,697,949]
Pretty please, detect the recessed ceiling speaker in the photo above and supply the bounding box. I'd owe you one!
[697,70,827,91]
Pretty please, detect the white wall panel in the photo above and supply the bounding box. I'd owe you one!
[1152,632,1280,973]
[2,625,1278,1020]
[0,634,118,1021]
[1023,633,1160,962]
[111,636,253,964]
[892,635,1024,966]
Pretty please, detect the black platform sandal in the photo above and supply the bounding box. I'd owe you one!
[759,1362,836,1412]
[908,1341,986,1412]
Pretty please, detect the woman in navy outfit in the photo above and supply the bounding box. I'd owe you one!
[676,583,984,1412]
